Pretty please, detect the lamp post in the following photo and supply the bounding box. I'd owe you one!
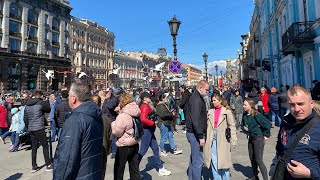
[203,52,208,81]
[168,15,181,126]
[215,64,218,86]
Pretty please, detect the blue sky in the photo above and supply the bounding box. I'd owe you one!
[69,0,254,73]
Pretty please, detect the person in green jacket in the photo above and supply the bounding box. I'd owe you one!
[241,98,271,180]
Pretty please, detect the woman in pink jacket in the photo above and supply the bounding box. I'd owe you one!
[111,93,141,180]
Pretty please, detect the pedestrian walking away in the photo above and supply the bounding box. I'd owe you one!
[230,89,243,129]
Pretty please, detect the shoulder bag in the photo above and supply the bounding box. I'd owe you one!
[272,117,320,180]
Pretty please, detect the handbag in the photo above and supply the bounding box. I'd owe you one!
[224,114,231,142]
[272,117,320,180]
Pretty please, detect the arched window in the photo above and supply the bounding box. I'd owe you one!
[10,4,21,17]
[52,18,60,31]
[28,10,38,24]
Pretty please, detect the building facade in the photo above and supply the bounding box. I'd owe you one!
[70,16,115,91]
[0,0,72,93]
[248,0,320,88]
[183,64,202,86]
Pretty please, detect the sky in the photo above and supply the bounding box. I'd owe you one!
[69,0,254,74]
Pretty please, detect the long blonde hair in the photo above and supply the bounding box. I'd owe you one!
[314,100,320,116]
[245,98,258,116]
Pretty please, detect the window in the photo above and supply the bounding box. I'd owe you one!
[52,18,59,31]
[9,38,21,51]
[10,4,21,17]
[73,41,76,49]
[52,47,59,55]
[45,14,49,25]
[45,29,49,39]
[28,10,37,24]
[9,20,21,33]
[27,42,37,52]
[52,32,59,42]
[28,26,37,37]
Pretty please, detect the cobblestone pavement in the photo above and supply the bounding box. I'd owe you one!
[0,125,279,180]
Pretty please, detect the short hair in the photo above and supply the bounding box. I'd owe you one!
[180,85,187,90]
[196,80,209,89]
[61,90,69,99]
[91,95,101,107]
[70,83,91,102]
[34,90,43,98]
[119,93,134,109]
[287,84,312,100]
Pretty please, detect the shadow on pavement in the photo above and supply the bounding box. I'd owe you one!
[4,173,23,180]
[233,163,252,178]
[139,156,159,180]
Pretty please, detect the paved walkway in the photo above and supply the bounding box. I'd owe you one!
[0,125,279,180]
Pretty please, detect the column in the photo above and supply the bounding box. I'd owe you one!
[1,0,10,48]
[21,6,29,51]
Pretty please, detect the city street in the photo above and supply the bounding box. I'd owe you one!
[0,125,278,180]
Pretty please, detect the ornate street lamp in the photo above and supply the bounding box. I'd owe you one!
[168,15,181,60]
[203,52,208,81]
[215,64,218,86]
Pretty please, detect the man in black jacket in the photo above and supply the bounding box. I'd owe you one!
[24,90,51,172]
[185,80,209,180]
[312,80,320,100]
[179,85,192,114]
[53,83,103,180]
[54,90,71,140]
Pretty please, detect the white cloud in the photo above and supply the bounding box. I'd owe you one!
[188,59,238,75]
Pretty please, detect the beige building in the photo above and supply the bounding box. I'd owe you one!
[70,16,115,90]
[0,0,72,93]
[183,64,202,86]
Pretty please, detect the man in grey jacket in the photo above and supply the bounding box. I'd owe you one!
[24,90,51,172]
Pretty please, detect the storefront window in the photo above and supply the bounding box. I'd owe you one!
[8,62,21,76]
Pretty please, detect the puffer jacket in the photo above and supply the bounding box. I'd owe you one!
[10,112,25,134]
[24,98,51,132]
[0,104,7,128]
[55,99,71,128]
[53,101,103,180]
[140,102,155,127]
[112,102,141,147]
[268,93,279,111]
[259,93,269,113]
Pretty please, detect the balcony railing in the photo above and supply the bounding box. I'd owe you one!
[52,40,60,46]
[28,19,38,26]
[282,21,314,52]
[52,26,60,32]
[9,13,22,21]
[9,31,22,38]
[28,36,38,42]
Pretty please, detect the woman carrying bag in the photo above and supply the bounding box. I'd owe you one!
[241,98,271,180]
[204,94,237,180]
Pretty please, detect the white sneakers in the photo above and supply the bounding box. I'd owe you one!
[160,150,168,157]
[173,149,183,155]
[158,167,171,176]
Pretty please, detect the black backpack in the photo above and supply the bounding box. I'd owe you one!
[132,117,144,140]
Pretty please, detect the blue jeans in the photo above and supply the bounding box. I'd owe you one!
[1,131,16,144]
[271,110,281,126]
[138,126,163,169]
[159,124,176,151]
[50,120,56,141]
[111,134,118,154]
[186,132,203,180]
[211,129,230,180]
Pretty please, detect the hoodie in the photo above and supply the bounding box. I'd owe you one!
[112,102,141,147]
[53,101,103,180]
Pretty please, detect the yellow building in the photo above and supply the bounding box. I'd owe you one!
[183,64,202,86]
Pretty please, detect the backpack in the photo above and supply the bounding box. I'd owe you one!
[132,117,144,140]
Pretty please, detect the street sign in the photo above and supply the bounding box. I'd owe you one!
[168,60,182,74]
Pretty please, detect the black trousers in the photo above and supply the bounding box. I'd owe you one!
[248,135,268,180]
[114,144,141,180]
[30,129,50,168]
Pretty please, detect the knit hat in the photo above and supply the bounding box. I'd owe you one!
[11,108,19,115]
[271,87,277,93]
[112,87,124,96]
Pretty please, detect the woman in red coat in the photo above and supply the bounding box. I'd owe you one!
[0,101,8,135]
[258,87,270,120]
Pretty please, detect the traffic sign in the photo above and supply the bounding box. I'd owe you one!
[168,60,182,74]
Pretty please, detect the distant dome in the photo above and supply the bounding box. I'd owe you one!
[226,58,231,62]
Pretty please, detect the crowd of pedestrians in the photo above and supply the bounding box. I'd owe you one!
[0,79,320,180]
